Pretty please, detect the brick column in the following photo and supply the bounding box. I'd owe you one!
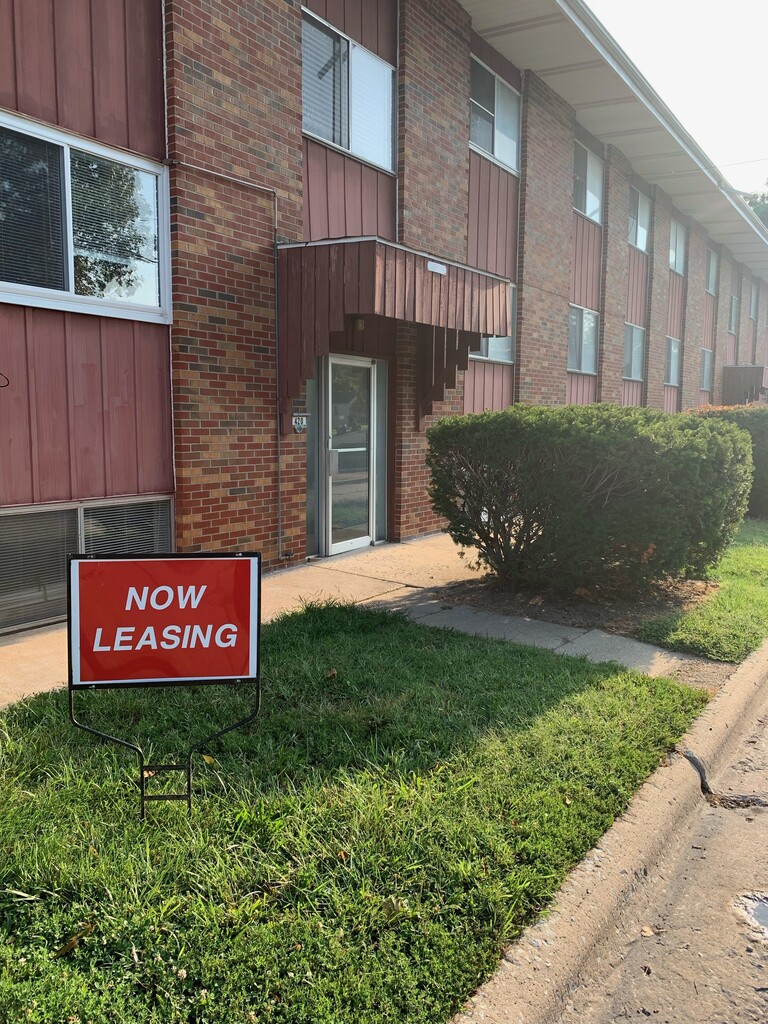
[398,0,471,262]
[166,0,304,566]
[599,146,632,405]
[681,223,708,409]
[516,73,574,406]
[645,188,672,409]
[713,250,734,403]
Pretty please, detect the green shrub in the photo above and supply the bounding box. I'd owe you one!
[426,404,752,592]
[695,404,768,516]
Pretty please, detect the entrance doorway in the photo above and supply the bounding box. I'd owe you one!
[306,356,387,556]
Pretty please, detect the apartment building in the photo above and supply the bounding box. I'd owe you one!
[2,0,768,631]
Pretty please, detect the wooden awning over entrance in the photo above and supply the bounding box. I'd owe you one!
[277,237,511,430]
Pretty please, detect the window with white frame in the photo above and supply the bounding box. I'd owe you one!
[628,187,651,251]
[729,293,740,333]
[573,141,602,223]
[701,348,713,392]
[623,324,645,381]
[705,248,719,295]
[669,219,686,275]
[568,305,599,374]
[469,57,521,173]
[750,282,759,321]
[0,112,169,321]
[665,337,681,386]
[471,286,517,362]
[302,12,395,172]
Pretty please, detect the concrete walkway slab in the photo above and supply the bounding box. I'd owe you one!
[0,532,715,710]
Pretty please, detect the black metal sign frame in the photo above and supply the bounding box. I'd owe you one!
[67,551,261,818]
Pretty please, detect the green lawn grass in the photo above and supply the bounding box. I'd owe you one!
[637,518,768,662]
[1,604,707,1024]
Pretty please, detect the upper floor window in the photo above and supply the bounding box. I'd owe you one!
[573,141,602,223]
[623,324,645,381]
[750,282,759,321]
[701,348,713,392]
[469,57,521,173]
[302,12,395,173]
[705,248,719,295]
[628,187,650,251]
[665,337,681,386]
[471,286,517,363]
[669,219,686,275]
[0,113,169,322]
[568,305,599,374]
[729,293,740,333]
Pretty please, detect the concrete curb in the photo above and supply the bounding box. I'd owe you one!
[453,636,768,1024]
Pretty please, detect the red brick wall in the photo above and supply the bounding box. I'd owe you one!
[398,0,471,262]
[166,0,305,566]
[600,146,632,405]
[713,249,734,402]
[645,189,672,409]
[516,73,573,406]
[391,324,462,539]
[681,222,707,409]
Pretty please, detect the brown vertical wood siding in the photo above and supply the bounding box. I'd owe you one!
[0,306,172,507]
[467,151,519,281]
[0,0,164,158]
[704,292,716,346]
[621,379,643,406]
[571,213,602,310]
[667,272,686,340]
[726,335,737,364]
[303,138,396,242]
[626,246,649,327]
[463,360,514,413]
[304,0,397,64]
[663,385,679,413]
[566,372,597,405]
[699,390,712,406]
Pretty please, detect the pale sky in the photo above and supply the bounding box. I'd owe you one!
[585,0,768,196]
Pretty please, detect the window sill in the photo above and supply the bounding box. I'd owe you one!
[567,368,598,377]
[573,208,602,227]
[303,131,396,177]
[468,142,520,178]
[622,376,644,383]
[0,285,171,325]
[628,241,650,255]
[469,355,515,365]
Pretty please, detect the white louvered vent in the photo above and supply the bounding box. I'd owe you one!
[0,499,172,632]
[0,509,78,630]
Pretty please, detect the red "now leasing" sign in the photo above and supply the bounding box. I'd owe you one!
[68,554,260,688]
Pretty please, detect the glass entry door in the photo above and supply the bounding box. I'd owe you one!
[326,357,376,554]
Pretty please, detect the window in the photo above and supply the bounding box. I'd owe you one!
[0,498,172,632]
[665,338,681,386]
[302,12,395,172]
[750,282,759,321]
[705,248,719,294]
[701,349,713,392]
[628,187,651,251]
[573,141,603,223]
[729,294,740,333]
[669,219,686,275]
[469,57,521,172]
[471,287,517,363]
[623,324,645,380]
[568,306,599,374]
[0,112,169,322]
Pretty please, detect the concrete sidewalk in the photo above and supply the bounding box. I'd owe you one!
[1,533,710,709]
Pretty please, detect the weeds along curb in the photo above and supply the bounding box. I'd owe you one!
[453,638,768,1024]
